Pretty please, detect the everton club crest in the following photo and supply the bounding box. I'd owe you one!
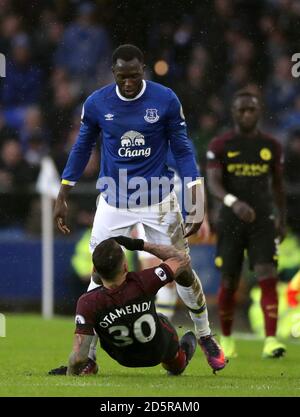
[144,108,159,123]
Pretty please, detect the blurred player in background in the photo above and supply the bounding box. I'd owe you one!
[249,269,300,340]
[50,237,197,376]
[206,90,287,359]
[53,44,226,373]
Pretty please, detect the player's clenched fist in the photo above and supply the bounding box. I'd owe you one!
[232,200,256,223]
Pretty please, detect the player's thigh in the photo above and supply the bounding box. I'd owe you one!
[89,195,136,253]
[143,213,187,252]
[216,211,245,277]
[247,214,278,271]
[134,223,160,265]
[254,262,277,280]
[142,193,188,253]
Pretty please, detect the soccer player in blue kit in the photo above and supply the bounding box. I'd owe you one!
[54,44,226,374]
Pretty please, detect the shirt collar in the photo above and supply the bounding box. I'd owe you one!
[116,80,146,101]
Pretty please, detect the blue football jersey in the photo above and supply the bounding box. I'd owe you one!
[62,80,199,207]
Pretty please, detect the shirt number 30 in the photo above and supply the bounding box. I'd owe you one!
[108,314,156,346]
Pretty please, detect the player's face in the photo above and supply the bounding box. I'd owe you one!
[113,58,145,98]
[232,97,260,132]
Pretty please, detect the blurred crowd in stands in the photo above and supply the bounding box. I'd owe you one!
[0,0,300,237]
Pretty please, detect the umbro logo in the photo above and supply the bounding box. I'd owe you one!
[227,151,240,158]
[105,113,114,121]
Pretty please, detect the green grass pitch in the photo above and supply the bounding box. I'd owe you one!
[0,314,299,397]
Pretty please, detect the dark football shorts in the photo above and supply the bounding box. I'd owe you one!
[215,207,278,276]
[101,314,179,368]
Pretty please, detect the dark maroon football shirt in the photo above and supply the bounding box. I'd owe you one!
[206,130,283,214]
[74,263,176,367]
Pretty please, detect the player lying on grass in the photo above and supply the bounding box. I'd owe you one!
[49,237,226,376]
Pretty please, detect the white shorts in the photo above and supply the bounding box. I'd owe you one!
[135,173,183,260]
[87,191,188,291]
[89,190,188,252]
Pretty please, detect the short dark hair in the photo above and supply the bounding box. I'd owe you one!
[92,239,125,280]
[112,44,144,65]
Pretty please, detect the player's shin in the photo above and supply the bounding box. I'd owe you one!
[176,270,227,372]
[258,277,278,337]
[218,281,236,336]
[175,270,211,338]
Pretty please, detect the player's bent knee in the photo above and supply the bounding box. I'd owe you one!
[254,263,277,280]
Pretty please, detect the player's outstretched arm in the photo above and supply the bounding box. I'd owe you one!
[113,235,181,261]
[54,184,72,234]
[163,254,191,278]
[143,241,184,261]
[67,334,94,376]
[143,242,191,277]
[55,95,100,235]
[113,236,191,277]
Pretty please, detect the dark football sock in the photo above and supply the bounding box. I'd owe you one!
[218,283,236,336]
[259,277,278,337]
[161,348,186,374]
